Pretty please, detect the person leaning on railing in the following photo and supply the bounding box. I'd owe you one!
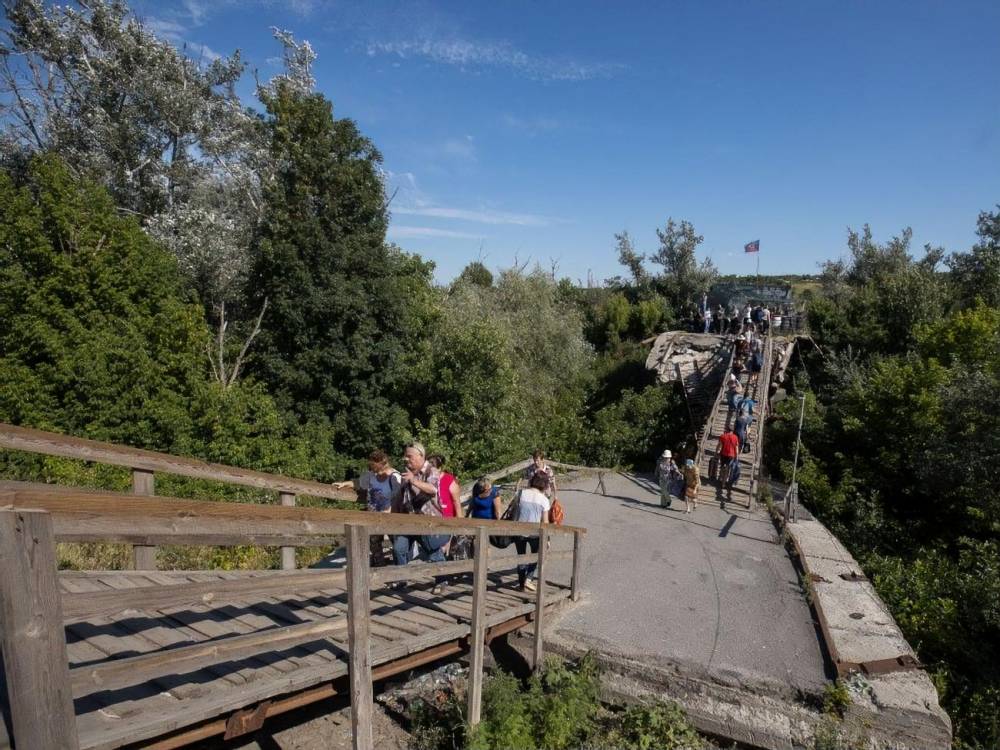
[332,449,400,567]
[469,478,503,520]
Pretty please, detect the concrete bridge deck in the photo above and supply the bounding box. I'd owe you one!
[545,471,830,746]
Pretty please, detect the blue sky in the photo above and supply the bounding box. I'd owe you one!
[136,0,1000,283]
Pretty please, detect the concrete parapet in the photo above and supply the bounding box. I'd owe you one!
[785,516,952,749]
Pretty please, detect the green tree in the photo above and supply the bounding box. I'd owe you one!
[246,84,411,454]
[650,217,717,312]
[949,206,1000,308]
[456,260,494,288]
[615,231,649,290]
[0,155,207,448]
[0,155,339,480]
[809,226,948,356]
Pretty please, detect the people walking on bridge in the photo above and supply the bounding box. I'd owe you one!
[748,346,763,388]
[742,303,752,333]
[703,305,712,334]
[713,304,724,334]
[761,306,771,334]
[655,449,683,508]
[525,449,556,498]
[727,372,744,411]
[393,443,450,593]
[354,449,401,566]
[717,428,740,490]
[735,409,753,454]
[735,333,747,358]
[514,471,552,591]
[682,458,700,513]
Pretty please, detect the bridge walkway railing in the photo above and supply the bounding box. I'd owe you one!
[0,428,586,750]
[695,328,774,509]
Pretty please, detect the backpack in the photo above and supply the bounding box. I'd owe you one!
[549,497,565,525]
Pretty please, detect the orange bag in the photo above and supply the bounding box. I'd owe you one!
[549,497,565,525]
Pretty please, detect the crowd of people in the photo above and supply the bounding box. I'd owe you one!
[683,296,798,336]
[340,446,563,593]
[658,301,768,510]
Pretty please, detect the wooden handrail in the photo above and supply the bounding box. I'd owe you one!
[747,330,775,507]
[61,568,347,622]
[0,482,586,536]
[59,550,573,623]
[0,422,353,501]
[0,424,592,750]
[698,342,736,464]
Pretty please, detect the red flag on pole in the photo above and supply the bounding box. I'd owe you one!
[744,240,760,253]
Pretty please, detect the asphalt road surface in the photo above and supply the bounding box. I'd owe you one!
[551,471,829,694]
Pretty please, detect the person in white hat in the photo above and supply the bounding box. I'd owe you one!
[655,449,683,509]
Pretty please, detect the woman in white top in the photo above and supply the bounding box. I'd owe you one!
[514,471,551,591]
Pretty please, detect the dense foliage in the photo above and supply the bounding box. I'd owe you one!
[246,83,412,454]
[410,655,707,750]
[765,216,1000,749]
[0,0,687,488]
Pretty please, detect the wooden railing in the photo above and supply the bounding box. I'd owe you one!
[0,423,356,571]
[747,329,775,509]
[0,482,585,750]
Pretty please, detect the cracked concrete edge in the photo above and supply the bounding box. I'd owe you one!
[785,517,952,749]
[508,629,823,750]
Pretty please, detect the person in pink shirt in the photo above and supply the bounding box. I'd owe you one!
[427,454,462,518]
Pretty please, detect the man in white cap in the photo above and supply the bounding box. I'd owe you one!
[655,449,682,508]
[393,442,450,592]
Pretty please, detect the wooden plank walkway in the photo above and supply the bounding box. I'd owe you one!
[697,338,770,509]
[7,568,569,750]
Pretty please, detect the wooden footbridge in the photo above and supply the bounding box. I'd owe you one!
[0,425,585,750]
[695,331,776,509]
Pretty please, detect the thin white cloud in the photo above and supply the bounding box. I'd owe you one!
[366,38,624,81]
[146,17,188,39]
[394,206,559,227]
[182,0,209,26]
[187,41,221,62]
[439,135,476,162]
[503,113,559,134]
[385,170,565,228]
[389,226,486,240]
[143,15,219,62]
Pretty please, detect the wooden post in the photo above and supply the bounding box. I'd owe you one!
[280,491,296,570]
[467,527,489,727]
[0,509,80,749]
[345,524,373,750]
[131,468,157,570]
[532,526,548,672]
[571,530,583,602]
